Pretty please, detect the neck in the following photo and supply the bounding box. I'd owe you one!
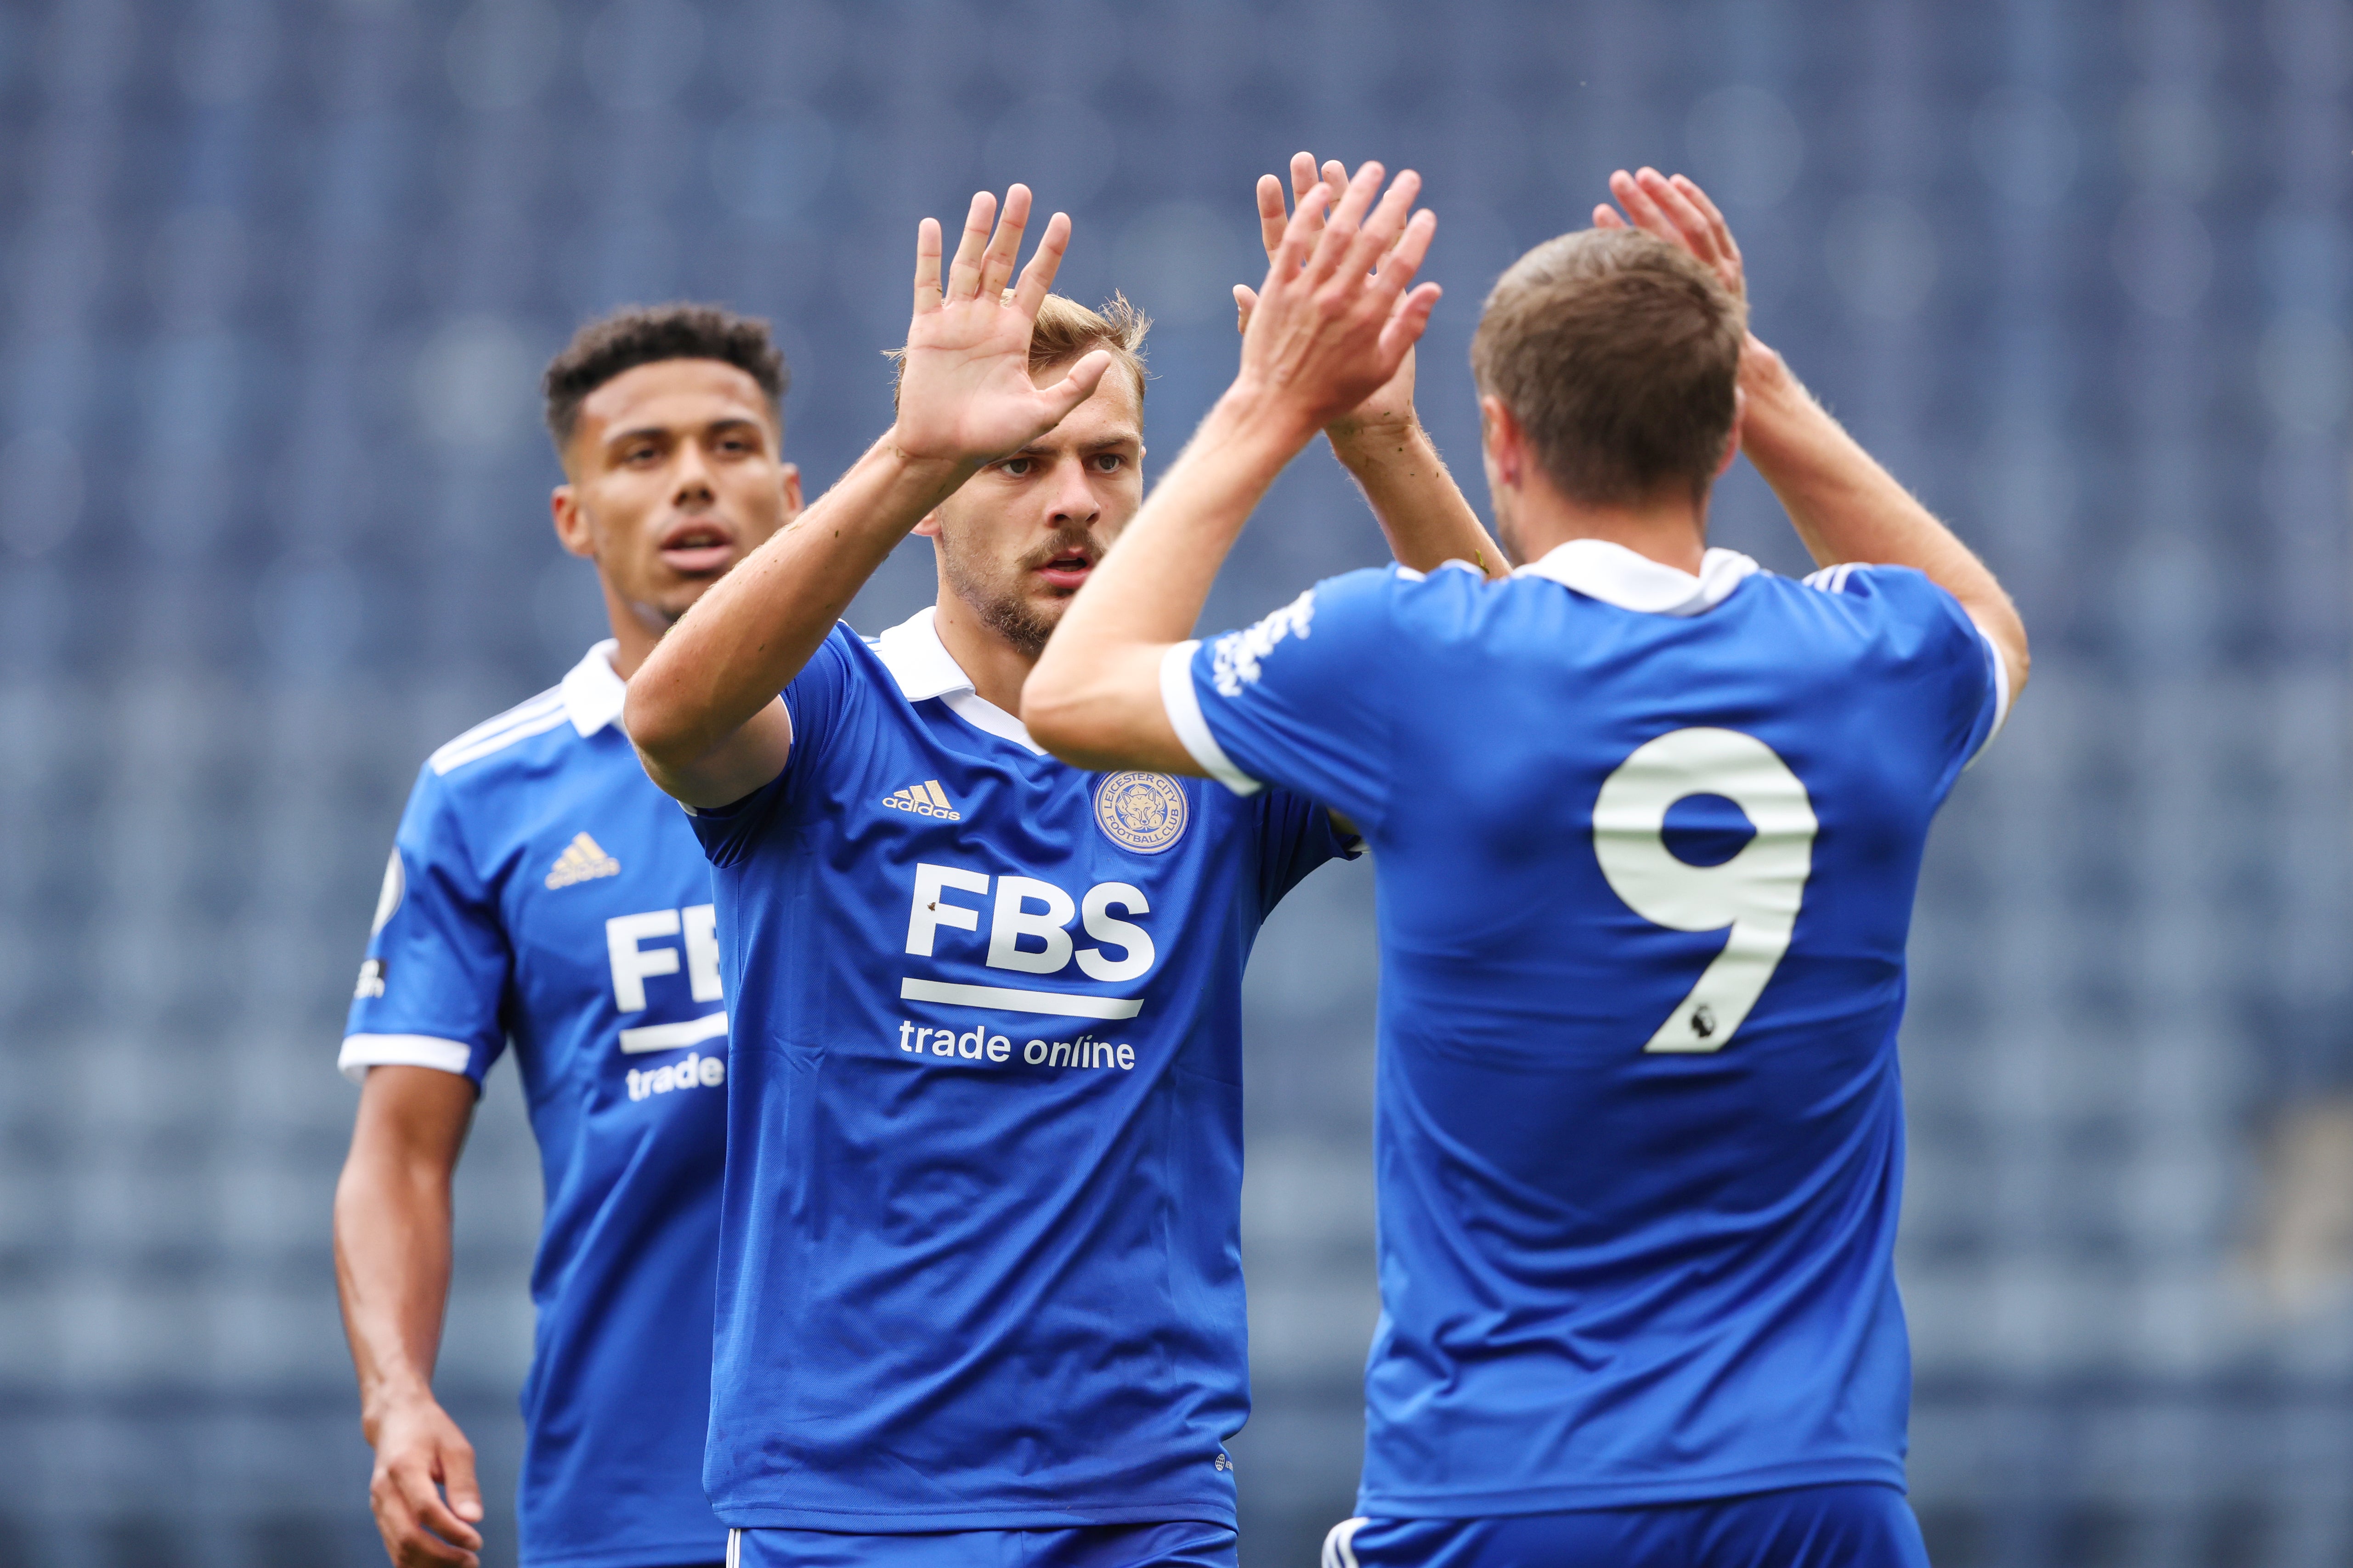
[1506,477,1709,575]
[597,581,669,681]
[929,589,1039,716]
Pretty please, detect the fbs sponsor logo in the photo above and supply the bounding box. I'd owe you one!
[353,957,387,1000]
[883,779,961,820]
[547,831,621,890]
[628,1049,724,1101]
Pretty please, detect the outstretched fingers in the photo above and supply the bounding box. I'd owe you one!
[1010,209,1073,317]
[1379,279,1443,363]
[1257,172,1291,259]
[1347,169,1422,283]
[1304,160,1386,285]
[913,216,945,312]
[978,185,1034,302]
[1035,347,1114,424]
[944,190,999,303]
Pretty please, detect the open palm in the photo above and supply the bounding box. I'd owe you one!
[895,185,1111,468]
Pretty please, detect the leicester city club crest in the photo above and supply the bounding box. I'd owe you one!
[1093,771,1188,854]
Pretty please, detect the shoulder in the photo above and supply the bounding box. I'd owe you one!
[426,684,575,780]
[1791,563,1988,668]
[1203,564,1423,696]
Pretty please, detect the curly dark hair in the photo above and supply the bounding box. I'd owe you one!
[541,303,788,450]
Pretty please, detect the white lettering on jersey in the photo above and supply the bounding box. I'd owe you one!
[1075,883,1153,981]
[905,863,1159,985]
[906,864,991,956]
[1209,588,1315,698]
[1592,728,1816,1053]
[988,876,1076,973]
[606,904,723,1012]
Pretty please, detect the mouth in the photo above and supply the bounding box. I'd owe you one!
[658,520,735,575]
[1033,546,1095,592]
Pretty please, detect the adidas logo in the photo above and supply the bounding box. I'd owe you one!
[545,832,622,890]
[882,779,962,821]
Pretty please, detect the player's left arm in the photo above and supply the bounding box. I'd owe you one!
[1596,168,2027,710]
[1239,154,1502,578]
[1024,161,1439,772]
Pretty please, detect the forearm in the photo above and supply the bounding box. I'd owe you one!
[625,435,974,789]
[1026,387,1314,764]
[1328,418,1504,576]
[334,1145,455,1433]
[1738,341,2027,688]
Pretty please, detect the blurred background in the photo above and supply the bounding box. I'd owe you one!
[0,0,2348,1563]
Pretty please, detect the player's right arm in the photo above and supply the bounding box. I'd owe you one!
[1597,168,2028,709]
[334,1066,485,1568]
[625,185,1113,807]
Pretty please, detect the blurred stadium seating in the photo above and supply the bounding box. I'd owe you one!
[0,1,2347,1564]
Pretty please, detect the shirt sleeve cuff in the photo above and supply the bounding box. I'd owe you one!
[1970,626,2012,763]
[338,1034,476,1086]
[1159,641,1261,797]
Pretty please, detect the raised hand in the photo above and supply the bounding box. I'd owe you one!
[1594,167,1746,304]
[895,185,1113,468]
[1236,152,1421,439]
[1238,160,1440,439]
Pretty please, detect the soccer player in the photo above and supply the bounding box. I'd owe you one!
[1025,164,2029,1568]
[334,306,803,1568]
[620,177,1474,1567]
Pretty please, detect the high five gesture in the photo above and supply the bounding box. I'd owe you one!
[897,187,1111,467]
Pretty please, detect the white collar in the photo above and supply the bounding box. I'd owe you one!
[871,607,1043,754]
[560,640,628,737]
[1515,538,1759,616]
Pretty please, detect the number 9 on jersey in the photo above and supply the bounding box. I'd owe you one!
[1592,728,1817,1054]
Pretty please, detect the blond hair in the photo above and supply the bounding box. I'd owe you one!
[891,293,1150,409]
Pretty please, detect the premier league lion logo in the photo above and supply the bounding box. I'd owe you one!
[1093,771,1188,854]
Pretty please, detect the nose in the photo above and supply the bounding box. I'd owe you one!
[671,441,715,507]
[1044,457,1100,528]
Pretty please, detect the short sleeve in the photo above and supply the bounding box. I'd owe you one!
[1804,563,2006,771]
[684,622,863,868]
[339,767,510,1087]
[1161,567,1398,835]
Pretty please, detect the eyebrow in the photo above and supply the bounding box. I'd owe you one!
[602,415,766,450]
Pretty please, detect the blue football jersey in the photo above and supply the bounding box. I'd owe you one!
[1165,541,2006,1517]
[686,607,1351,1533]
[342,642,730,1568]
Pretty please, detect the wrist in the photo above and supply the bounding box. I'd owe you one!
[1325,410,1422,468]
[359,1378,440,1438]
[1210,379,1323,460]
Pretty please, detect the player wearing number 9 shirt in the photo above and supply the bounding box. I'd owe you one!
[1027,164,2029,1568]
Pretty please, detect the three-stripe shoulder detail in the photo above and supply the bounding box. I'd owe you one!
[429,689,569,776]
[1801,562,1862,595]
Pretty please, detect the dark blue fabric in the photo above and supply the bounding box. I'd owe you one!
[690,620,1349,1531]
[1334,1483,1929,1568]
[1190,560,2001,1515]
[345,674,728,1568]
[731,1521,1237,1567]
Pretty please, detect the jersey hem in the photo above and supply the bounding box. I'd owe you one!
[1354,1455,1906,1517]
[520,1533,730,1568]
[712,1500,1238,1533]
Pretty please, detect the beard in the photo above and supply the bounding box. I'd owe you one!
[938,525,1096,660]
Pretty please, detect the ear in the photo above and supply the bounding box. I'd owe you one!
[911,509,943,539]
[551,485,595,559]
[779,462,805,519]
[1715,387,1745,479]
[1478,395,1524,488]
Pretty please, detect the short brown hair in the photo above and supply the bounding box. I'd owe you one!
[890,292,1150,410]
[543,303,787,450]
[1470,229,1746,507]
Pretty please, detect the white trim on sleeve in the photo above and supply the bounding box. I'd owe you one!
[1158,641,1261,797]
[1972,626,2012,761]
[338,1033,474,1084]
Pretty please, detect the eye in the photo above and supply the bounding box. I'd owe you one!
[999,457,1033,477]
[1092,453,1126,473]
[623,444,662,466]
